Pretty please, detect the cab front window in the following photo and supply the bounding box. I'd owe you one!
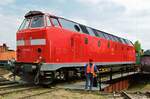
[18,15,44,31]
[19,18,31,30]
[31,16,44,28]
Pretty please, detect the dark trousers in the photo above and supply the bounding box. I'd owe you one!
[85,73,94,90]
[93,77,98,87]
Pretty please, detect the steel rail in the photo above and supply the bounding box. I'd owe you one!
[18,88,58,99]
[0,83,31,90]
[121,91,133,99]
[0,81,18,86]
[0,86,40,96]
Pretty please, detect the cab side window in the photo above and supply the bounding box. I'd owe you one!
[103,33,111,40]
[46,16,51,26]
[79,24,89,34]
[51,18,60,27]
[87,27,95,36]
[96,30,105,39]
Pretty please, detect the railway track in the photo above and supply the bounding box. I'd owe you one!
[0,85,40,96]
[0,79,82,98]
[0,83,59,99]
[0,80,57,98]
[0,83,31,90]
[0,75,18,86]
[18,87,58,99]
[0,80,18,86]
[0,76,82,98]
[121,91,132,99]
[0,79,37,96]
[1,78,149,99]
[113,91,150,99]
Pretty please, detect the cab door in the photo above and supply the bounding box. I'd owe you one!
[72,34,81,61]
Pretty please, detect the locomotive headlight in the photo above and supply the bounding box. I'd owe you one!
[39,56,42,60]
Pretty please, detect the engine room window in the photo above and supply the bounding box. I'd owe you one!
[92,29,99,37]
[108,35,115,41]
[74,25,80,32]
[96,31,105,39]
[120,38,126,44]
[31,16,44,28]
[117,38,123,43]
[113,36,119,42]
[125,39,132,45]
[114,36,120,42]
[59,18,81,33]
[87,27,95,36]
[79,24,89,34]
[129,40,133,46]
[122,39,128,44]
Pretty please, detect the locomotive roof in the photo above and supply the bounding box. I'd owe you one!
[53,14,132,43]
[25,11,133,44]
[25,11,44,18]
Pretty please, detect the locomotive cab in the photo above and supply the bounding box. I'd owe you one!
[17,11,48,63]
[16,11,66,85]
[16,11,54,84]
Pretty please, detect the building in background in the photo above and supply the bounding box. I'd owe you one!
[0,44,16,65]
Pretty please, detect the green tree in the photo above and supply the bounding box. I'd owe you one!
[134,40,141,53]
[134,40,142,64]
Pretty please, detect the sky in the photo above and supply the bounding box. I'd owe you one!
[0,0,149,50]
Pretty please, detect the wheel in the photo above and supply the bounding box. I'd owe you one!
[40,71,54,85]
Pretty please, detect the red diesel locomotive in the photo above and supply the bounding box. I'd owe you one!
[16,11,136,85]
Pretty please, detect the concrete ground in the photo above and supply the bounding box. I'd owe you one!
[56,81,109,91]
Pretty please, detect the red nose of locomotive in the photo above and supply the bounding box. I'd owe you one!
[16,11,47,63]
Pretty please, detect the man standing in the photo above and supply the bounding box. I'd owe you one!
[85,59,98,90]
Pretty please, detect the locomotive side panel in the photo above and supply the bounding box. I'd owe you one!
[46,27,79,63]
[46,27,136,64]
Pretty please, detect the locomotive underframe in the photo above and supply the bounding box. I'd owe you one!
[14,62,137,85]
